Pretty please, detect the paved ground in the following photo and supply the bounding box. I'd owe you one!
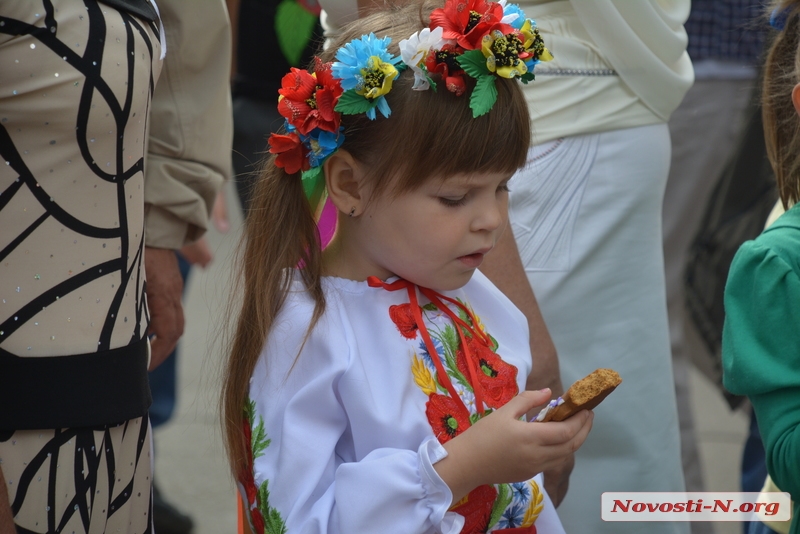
[153,182,751,534]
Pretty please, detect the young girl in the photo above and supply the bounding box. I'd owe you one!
[222,2,593,532]
[722,2,800,534]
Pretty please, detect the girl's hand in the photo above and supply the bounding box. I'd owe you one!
[435,389,593,503]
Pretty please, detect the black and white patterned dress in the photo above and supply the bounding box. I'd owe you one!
[1,1,162,532]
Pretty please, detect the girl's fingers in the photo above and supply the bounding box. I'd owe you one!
[533,410,593,446]
[504,389,552,419]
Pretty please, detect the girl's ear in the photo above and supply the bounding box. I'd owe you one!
[792,83,800,117]
[324,150,367,216]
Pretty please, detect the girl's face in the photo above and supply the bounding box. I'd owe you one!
[344,170,512,291]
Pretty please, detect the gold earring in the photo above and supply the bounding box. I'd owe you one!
[349,207,356,217]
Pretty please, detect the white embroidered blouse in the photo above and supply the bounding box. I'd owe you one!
[241,271,565,534]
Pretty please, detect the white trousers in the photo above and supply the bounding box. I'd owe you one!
[663,78,755,534]
[510,123,689,534]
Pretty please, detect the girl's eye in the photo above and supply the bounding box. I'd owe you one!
[438,196,467,207]
[498,182,511,193]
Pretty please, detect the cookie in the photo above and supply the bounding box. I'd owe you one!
[535,368,621,422]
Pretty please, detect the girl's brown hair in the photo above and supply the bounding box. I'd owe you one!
[222,1,531,479]
[764,0,800,207]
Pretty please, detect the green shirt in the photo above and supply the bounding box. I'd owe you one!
[723,203,800,534]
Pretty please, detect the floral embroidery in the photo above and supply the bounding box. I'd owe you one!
[521,480,544,527]
[382,291,545,533]
[494,525,537,533]
[390,303,422,339]
[451,485,498,533]
[426,393,472,443]
[242,400,288,534]
[456,336,517,409]
[497,503,526,529]
[510,482,530,503]
[412,353,438,395]
[418,337,446,368]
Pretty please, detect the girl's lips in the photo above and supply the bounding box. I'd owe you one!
[458,252,485,268]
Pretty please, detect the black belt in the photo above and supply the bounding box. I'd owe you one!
[0,337,151,430]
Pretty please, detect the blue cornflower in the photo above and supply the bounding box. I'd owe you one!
[511,481,531,504]
[497,503,526,529]
[305,128,345,167]
[332,33,403,120]
[419,338,445,368]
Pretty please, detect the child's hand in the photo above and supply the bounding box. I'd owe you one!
[435,389,593,504]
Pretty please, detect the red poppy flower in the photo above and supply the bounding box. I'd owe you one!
[426,393,471,444]
[456,336,518,409]
[268,132,310,175]
[425,44,467,96]
[389,304,420,339]
[429,0,512,50]
[451,484,497,533]
[277,59,343,136]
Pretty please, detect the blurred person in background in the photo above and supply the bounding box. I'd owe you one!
[479,2,694,533]
[0,0,230,532]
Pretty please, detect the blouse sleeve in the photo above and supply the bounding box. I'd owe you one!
[245,295,463,534]
[722,239,800,500]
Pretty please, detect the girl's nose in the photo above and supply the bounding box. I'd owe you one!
[471,198,506,233]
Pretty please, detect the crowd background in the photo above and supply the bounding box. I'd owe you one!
[0,0,783,532]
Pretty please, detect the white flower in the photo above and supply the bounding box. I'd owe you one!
[399,26,446,91]
[454,383,477,415]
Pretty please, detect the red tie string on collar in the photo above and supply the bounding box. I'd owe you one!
[367,276,490,416]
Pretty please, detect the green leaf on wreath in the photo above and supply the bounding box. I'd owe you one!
[275,0,318,67]
[335,89,379,115]
[470,75,498,118]
[258,480,287,534]
[520,71,535,84]
[425,73,438,92]
[301,166,327,217]
[488,483,515,529]
[457,49,491,79]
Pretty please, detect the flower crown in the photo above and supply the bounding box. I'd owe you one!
[268,0,552,215]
